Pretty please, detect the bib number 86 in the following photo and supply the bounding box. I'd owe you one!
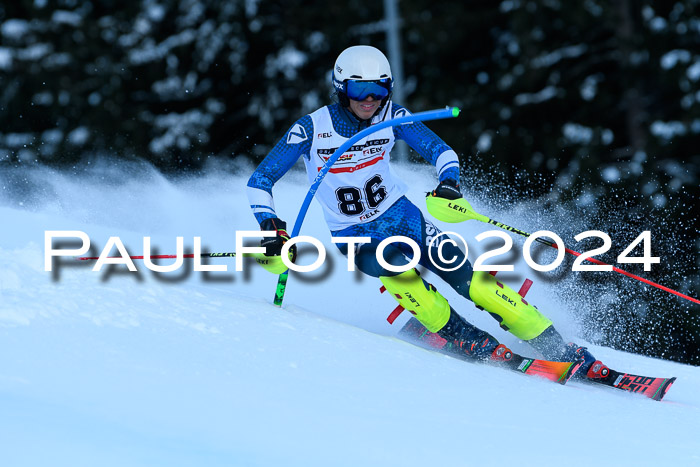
[336,174,387,216]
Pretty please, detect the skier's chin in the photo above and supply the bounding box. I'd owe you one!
[354,108,376,120]
[349,100,379,120]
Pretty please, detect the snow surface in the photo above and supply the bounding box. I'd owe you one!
[1,161,698,467]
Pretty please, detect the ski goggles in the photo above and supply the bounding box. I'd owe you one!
[344,79,392,101]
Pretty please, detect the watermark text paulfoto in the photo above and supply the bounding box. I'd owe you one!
[44,229,660,274]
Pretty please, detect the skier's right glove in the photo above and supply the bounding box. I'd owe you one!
[260,217,297,262]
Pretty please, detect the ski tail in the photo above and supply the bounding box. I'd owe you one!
[399,317,581,385]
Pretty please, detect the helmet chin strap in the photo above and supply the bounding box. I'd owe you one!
[336,90,350,108]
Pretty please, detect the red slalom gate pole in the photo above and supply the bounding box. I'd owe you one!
[485,217,700,305]
[538,236,699,305]
[458,204,699,305]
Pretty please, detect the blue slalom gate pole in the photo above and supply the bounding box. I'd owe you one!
[273,106,461,306]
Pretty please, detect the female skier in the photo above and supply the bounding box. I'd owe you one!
[247,45,607,379]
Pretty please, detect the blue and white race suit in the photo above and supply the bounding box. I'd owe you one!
[247,101,473,296]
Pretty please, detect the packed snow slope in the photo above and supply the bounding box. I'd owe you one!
[1,161,698,467]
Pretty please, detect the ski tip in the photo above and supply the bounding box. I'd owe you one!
[652,377,677,401]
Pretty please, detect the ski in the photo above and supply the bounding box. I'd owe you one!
[400,316,676,400]
[581,369,676,401]
[399,317,581,385]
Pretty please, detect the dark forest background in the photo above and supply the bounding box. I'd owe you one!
[1,0,698,363]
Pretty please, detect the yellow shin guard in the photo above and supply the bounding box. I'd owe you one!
[380,270,451,333]
[468,271,552,341]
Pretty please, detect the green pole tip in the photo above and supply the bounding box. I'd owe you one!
[451,107,461,117]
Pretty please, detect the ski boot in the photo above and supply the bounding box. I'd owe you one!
[561,343,609,380]
[526,325,608,380]
[380,269,513,363]
[438,309,513,363]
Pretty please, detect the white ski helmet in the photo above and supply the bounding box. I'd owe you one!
[332,45,393,107]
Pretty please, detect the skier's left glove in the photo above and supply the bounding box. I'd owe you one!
[260,217,297,262]
[429,179,462,200]
[426,179,477,223]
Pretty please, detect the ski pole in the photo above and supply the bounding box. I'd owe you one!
[458,203,700,305]
[273,106,462,307]
[77,252,240,260]
[77,251,289,275]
